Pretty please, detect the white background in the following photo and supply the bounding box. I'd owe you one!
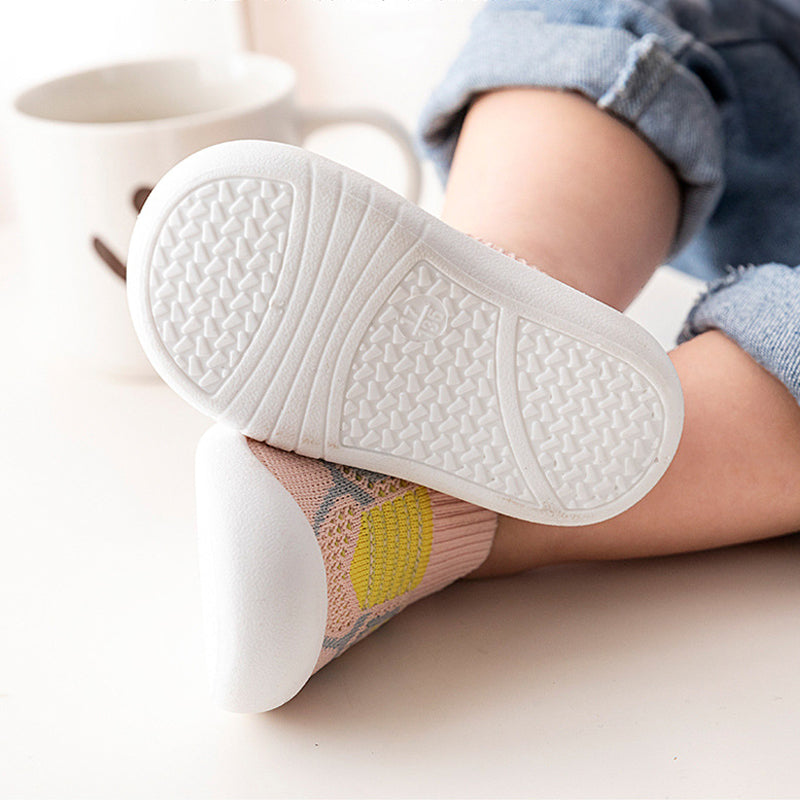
[0,0,243,221]
[0,0,480,222]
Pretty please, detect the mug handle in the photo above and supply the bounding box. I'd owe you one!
[296,107,422,204]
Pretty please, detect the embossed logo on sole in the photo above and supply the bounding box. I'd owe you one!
[398,294,448,341]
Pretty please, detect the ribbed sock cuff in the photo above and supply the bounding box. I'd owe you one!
[411,491,497,600]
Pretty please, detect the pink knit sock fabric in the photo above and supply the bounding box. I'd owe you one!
[473,236,537,269]
[246,440,497,672]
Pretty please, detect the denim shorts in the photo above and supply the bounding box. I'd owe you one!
[417,0,800,402]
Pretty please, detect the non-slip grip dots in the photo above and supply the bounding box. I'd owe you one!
[341,260,536,503]
[516,319,665,509]
[148,177,293,393]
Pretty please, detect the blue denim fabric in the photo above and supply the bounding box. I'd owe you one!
[680,264,800,401]
[417,0,800,401]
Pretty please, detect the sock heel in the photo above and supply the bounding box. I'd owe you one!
[195,424,327,713]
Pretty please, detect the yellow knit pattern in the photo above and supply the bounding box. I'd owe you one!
[350,485,433,610]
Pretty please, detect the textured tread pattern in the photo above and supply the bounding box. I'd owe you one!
[148,177,293,393]
[516,319,665,510]
[341,260,536,503]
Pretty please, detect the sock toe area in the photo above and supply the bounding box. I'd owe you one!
[195,424,327,712]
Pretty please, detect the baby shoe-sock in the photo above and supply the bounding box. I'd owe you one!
[132,141,684,527]
[246,439,497,674]
[196,423,498,711]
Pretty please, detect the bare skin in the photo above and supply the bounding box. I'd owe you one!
[443,89,680,311]
[439,88,800,577]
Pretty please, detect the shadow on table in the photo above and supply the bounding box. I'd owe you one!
[256,534,800,736]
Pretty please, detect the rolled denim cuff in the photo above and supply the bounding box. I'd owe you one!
[417,0,726,255]
[679,263,800,403]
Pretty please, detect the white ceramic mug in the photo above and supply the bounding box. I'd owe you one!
[9,53,422,377]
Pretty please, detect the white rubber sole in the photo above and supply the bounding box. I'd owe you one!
[130,140,684,525]
[195,423,327,713]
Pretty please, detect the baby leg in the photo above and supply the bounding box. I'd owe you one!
[440,88,800,575]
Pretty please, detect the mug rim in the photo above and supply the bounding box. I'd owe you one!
[12,52,297,132]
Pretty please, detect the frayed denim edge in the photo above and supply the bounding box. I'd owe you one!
[677,263,756,344]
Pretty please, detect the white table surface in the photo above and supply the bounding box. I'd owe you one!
[3,218,800,800]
